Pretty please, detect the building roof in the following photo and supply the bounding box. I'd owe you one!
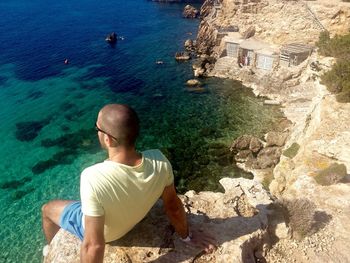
[256,48,278,56]
[240,38,271,51]
[224,32,243,43]
[281,43,314,54]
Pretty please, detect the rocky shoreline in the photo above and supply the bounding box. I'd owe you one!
[188,0,350,262]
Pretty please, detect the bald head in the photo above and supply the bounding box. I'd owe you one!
[97,104,140,147]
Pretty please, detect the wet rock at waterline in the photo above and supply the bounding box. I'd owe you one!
[183,5,200,19]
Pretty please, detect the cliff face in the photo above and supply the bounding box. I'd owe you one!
[197,0,350,52]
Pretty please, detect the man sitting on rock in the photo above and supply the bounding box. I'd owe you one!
[41,104,215,262]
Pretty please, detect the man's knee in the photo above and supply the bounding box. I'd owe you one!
[42,202,50,218]
[41,200,73,225]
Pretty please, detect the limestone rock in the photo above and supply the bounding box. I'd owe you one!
[242,26,256,39]
[255,146,282,169]
[183,5,200,19]
[265,131,289,147]
[196,20,217,55]
[235,149,253,163]
[192,56,215,77]
[186,79,202,86]
[175,51,191,61]
[230,135,254,151]
[250,137,263,153]
[184,39,195,51]
[44,178,274,263]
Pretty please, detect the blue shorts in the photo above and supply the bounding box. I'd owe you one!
[59,201,84,240]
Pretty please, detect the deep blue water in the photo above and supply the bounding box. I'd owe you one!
[0,0,282,261]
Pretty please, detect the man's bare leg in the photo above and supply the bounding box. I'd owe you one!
[41,200,74,244]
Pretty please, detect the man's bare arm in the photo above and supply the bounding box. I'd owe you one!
[161,183,217,253]
[161,183,189,238]
[81,215,105,263]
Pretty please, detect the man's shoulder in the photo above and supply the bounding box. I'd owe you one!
[142,149,169,162]
[81,161,112,178]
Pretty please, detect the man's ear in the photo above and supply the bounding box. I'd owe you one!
[104,134,111,147]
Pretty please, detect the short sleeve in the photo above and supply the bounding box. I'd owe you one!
[80,169,105,216]
[162,155,174,186]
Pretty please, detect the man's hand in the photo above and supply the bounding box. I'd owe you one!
[183,228,217,254]
[161,184,217,254]
[81,215,105,263]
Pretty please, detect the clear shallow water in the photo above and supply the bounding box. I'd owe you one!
[0,0,282,262]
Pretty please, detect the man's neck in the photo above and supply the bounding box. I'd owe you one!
[107,147,142,167]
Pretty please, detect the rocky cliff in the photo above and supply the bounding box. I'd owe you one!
[193,0,350,262]
[196,0,350,56]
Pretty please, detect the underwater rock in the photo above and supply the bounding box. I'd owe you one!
[32,149,77,174]
[26,90,44,100]
[186,86,207,94]
[0,177,31,190]
[12,187,34,201]
[59,102,76,112]
[15,119,50,142]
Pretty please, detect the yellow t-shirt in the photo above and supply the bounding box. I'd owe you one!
[80,149,174,242]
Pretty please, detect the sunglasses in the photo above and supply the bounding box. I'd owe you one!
[95,123,118,141]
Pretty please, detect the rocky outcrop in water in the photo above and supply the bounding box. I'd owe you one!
[183,5,200,18]
[230,132,288,170]
[184,39,196,51]
[192,55,215,77]
[105,32,117,44]
[175,51,191,61]
[44,178,276,263]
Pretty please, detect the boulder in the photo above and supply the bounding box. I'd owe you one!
[183,5,199,19]
[265,132,289,147]
[249,137,263,153]
[242,26,256,39]
[44,178,274,263]
[230,135,255,152]
[254,146,282,169]
[192,56,215,77]
[235,149,253,163]
[184,39,195,51]
[186,79,202,86]
[175,52,191,61]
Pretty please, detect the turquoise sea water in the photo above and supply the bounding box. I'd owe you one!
[0,0,283,262]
